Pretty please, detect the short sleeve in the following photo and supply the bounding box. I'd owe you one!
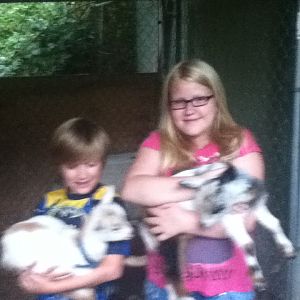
[141,131,161,151]
[33,196,47,216]
[106,196,131,256]
[239,129,262,156]
[107,240,131,256]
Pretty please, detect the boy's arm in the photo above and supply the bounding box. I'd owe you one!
[121,147,195,206]
[18,254,125,295]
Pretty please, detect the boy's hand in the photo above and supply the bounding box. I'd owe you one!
[18,270,51,294]
[18,266,73,294]
[40,266,72,281]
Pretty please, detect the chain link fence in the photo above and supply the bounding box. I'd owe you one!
[186,1,297,299]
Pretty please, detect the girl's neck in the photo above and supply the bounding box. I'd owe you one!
[190,134,211,150]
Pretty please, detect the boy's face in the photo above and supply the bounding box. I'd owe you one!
[60,159,103,194]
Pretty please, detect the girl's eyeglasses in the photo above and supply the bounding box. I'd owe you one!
[170,95,214,110]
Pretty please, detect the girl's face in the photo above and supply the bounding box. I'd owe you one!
[60,159,102,194]
[169,79,218,147]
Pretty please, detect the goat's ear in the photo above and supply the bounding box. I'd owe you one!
[174,162,228,178]
[179,178,203,189]
[101,185,115,204]
[173,169,197,177]
[193,162,228,175]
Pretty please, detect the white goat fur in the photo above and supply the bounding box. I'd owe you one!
[0,185,133,300]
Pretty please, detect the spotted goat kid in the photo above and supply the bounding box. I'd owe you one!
[0,186,133,300]
[175,162,296,290]
[139,162,296,299]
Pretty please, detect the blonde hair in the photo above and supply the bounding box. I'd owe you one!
[159,59,242,171]
[51,117,110,166]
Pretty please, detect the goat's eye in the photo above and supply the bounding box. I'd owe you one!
[211,205,225,214]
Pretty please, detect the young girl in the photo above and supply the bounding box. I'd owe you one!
[121,59,264,299]
[18,117,131,300]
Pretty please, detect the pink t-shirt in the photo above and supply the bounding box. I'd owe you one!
[142,129,261,165]
[141,129,262,296]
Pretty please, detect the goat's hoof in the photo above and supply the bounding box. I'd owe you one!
[254,278,267,292]
[285,251,297,259]
[280,246,297,259]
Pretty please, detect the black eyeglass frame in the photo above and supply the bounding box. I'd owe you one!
[169,95,214,110]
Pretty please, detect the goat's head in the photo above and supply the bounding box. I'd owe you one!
[180,164,266,227]
[82,186,133,243]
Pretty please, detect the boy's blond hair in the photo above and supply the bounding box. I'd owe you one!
[159,59,242,171]
[51,117,110,166]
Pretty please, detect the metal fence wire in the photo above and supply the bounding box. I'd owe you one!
[132,1,299,299]
[136,0,297,228]
[181,1,298,299]
[96,1,298,298]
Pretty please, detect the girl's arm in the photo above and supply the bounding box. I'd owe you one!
[121,147,194,206]
[231,152,265,180]
[121,146,231,238]
[18,254,124,295]
[143,152,265,240]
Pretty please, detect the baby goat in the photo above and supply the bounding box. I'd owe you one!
[140,162,296,298]
[177,162,296,290]
[1,186,133,300]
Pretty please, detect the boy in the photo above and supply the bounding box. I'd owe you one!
[18,117,131,300]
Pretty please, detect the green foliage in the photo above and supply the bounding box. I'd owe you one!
[98,1,136,73]
[0,1,136,77]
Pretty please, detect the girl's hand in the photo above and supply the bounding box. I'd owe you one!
[145,203,198,240]
[145,203,257,241]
